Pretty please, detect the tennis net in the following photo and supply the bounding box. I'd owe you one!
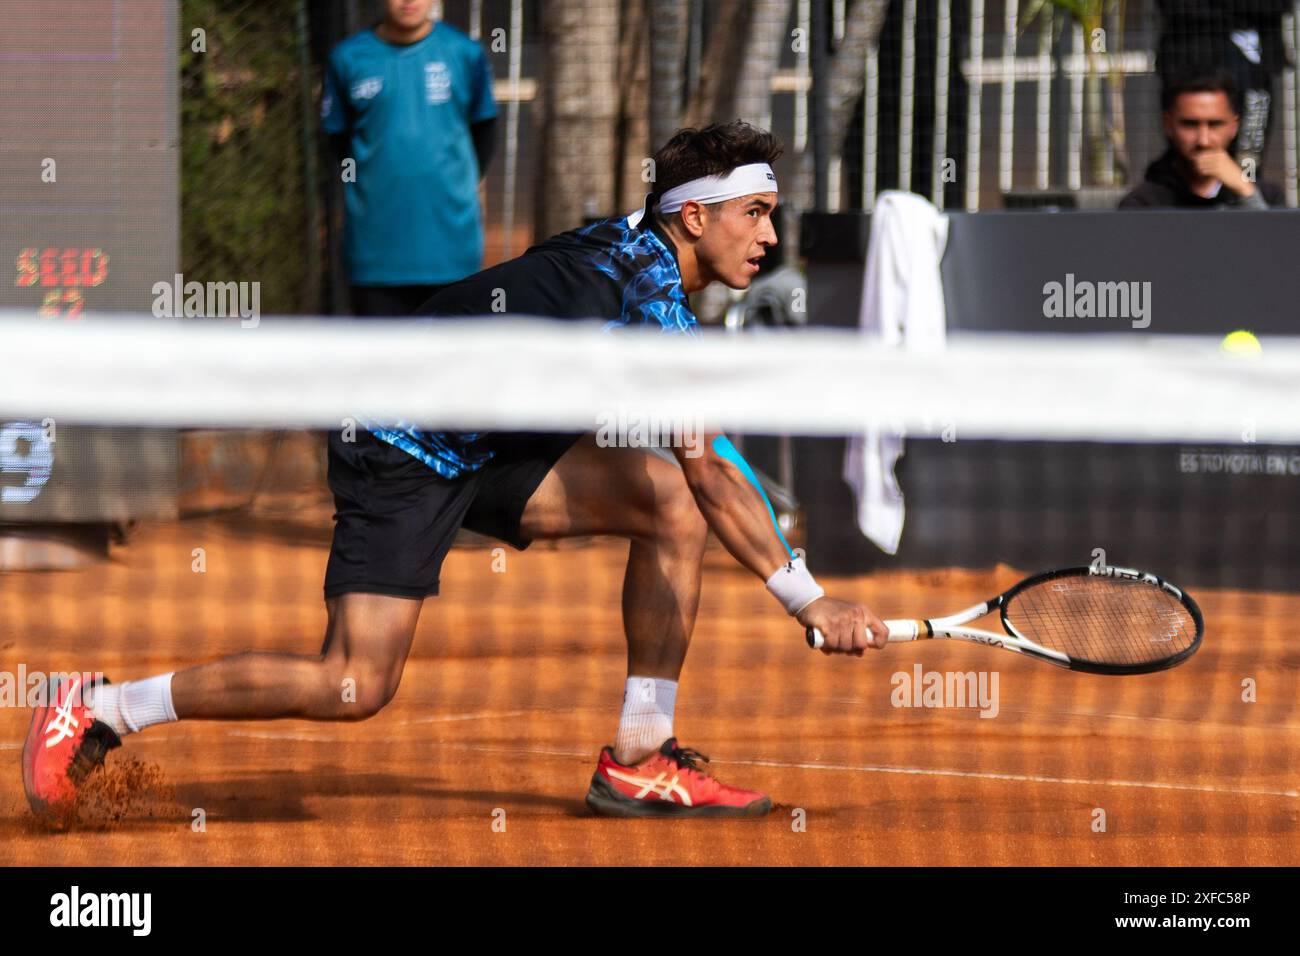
[2,312,1297,861]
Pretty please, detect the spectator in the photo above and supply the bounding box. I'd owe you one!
[322,0,497,316]
[1119,71,1284,209]
[1156,1,1292,176]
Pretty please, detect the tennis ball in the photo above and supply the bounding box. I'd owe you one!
[1221,330,1262,356]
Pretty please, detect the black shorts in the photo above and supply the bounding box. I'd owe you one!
[323,430,583,600]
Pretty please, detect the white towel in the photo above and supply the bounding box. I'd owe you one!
[843,191,948,554]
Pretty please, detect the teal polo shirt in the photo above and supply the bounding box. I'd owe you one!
[322,23,496,285]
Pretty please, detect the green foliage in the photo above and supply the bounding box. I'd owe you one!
[1019,0,1130,185]
[1020,0,1117,35]
[181,0,314,313]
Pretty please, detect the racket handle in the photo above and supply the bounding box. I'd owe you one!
[805,619,920,650]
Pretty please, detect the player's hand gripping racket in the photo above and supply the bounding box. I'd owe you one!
[806,565,1203,675]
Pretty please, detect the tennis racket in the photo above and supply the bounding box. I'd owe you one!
[806,565,1203,675]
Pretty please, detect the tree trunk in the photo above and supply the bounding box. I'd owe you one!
[683,0,795,131]
[649,0,689,148]
[683,0,752,125]
[733,0,795,132]
[535,0,621,236]
[619,0,652,213]
[1104,0,1130,185]
[1085,69,1108,185]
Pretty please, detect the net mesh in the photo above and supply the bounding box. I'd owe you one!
[840,0,1300,211]
[1,316,1297,864]
[3,0,1300,868]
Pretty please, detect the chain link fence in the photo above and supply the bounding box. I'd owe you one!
[181,0,323,316]
[180,0,328,516]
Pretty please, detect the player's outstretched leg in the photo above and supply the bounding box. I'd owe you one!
[516,435,771,817]
[21,592,421,818]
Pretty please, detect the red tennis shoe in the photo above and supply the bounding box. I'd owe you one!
[21,674,121,818]
[585,737,772,817]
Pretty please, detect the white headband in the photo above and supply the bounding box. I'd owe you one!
[657,163,778,214]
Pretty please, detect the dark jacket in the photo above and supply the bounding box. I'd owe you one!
[1119,148,1284,209]
[1158,0,1292,87]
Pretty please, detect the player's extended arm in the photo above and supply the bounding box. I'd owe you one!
[675,433,791,579]
[674,433,887,653]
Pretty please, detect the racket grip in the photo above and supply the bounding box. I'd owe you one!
[805,620,919,650]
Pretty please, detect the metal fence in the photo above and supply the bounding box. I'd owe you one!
[179,1,1300,316]
[843,0,1300,211]
[181,0,322,314]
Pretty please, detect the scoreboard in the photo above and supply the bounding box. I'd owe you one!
[14,246,111,319]
[0,0,178,521]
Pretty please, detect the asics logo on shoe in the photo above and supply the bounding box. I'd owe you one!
[44,677,82,749]
[605,768,693,805]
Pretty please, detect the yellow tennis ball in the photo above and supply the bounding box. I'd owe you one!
[1221,330,1262,355]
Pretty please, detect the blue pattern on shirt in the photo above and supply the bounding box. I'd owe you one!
[371,214,697,479]
[578,219,699,336]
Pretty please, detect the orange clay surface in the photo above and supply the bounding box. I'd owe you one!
[1,509,1296,865]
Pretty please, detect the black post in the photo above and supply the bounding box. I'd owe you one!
[810,0,831,209]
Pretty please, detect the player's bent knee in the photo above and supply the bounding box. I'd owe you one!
[335,672,399,720]
[345,687,397,720]
[321,655,402,720]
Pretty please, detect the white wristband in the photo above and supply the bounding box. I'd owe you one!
[765,556,825,616]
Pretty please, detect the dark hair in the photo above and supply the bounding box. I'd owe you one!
[1161,69,1240,113]
[651,121,784,207]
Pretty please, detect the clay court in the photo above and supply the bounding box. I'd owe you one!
[2,498,1296,866]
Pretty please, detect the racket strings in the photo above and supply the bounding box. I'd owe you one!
[1004,576,1198,667]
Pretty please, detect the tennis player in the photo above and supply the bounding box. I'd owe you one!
[23,121,888,820]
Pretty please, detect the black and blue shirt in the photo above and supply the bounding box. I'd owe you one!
[370,199,698,478]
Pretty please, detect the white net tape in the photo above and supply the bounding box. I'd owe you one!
[4,313,1299,442]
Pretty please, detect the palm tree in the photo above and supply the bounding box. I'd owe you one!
[1022,0,1131,186]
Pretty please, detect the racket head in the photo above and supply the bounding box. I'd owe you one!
[998,565,1203,675]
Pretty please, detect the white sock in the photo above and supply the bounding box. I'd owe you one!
[613,676,677,764]
[85,682,129,737]
[87,674,178,737]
